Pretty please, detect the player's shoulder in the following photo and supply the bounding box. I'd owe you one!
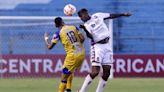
[61,25,75,31]
[65,25,76,29]
[55,29,60,34]
[91,12,104,17]
[91,12,110,19]
[64,25,79,32]
[52,30,60,39]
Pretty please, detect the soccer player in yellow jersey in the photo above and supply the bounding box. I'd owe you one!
[44,17,85,92]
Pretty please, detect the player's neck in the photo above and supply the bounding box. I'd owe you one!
[58,26,63,30]
[57,24,65,30]
[85,16,91,22]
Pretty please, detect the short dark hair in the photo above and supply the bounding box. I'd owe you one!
[54,17,63,27]
[78,8,88,17]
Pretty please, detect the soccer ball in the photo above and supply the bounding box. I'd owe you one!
[64,4,76,16]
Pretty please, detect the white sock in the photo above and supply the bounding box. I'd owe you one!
[96,77,107,92]
[79,75,93,92]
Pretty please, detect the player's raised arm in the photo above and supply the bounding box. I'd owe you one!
[104,12,132,20]
[44,32,56,50]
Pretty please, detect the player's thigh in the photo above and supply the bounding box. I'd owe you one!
[63,56,75,72]
[102,65,111,74]
[101,65,111,81]
[63,55,84,73]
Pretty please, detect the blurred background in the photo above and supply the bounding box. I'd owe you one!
[0,0,164,54]
[0,0,164,92]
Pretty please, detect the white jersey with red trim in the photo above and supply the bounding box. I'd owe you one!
[84,12,111,42]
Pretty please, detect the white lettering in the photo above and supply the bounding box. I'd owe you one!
[116,59,126,72]
[127,59,131,72]
[43,59,53,73]
[0,59,7,73]
[156,59,164,72]
[132,59,143,73]
[32,59,42,73]
[9,59,18,73]
[54,59,63,72]
[144,59,155,72]
[19,59,31,73]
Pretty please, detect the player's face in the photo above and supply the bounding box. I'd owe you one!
[79,13,90,22]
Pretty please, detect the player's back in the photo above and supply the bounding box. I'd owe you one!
[60,25,85,56]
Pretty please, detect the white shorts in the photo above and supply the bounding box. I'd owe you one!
[90,42,113,66]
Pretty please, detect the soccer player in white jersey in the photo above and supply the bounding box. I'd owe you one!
[77,8,132,92]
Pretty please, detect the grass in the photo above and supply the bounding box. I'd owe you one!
[0,78,164,92]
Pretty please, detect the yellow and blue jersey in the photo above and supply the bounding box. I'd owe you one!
[51,25,85,56]
[51,25,85,72]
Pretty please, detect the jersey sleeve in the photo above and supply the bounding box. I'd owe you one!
[95,12,110,19]
[51,30,60,43]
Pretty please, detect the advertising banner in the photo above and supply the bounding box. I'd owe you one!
[0,55,164,78]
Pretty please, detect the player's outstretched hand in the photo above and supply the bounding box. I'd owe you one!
[44,32,49,41]
[79,24,85,29]
[124,12,132,17]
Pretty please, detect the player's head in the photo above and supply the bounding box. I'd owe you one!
[54,17,64,28]
[78,8,90,22]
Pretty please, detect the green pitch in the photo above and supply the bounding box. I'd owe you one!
[0,78,164,92]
